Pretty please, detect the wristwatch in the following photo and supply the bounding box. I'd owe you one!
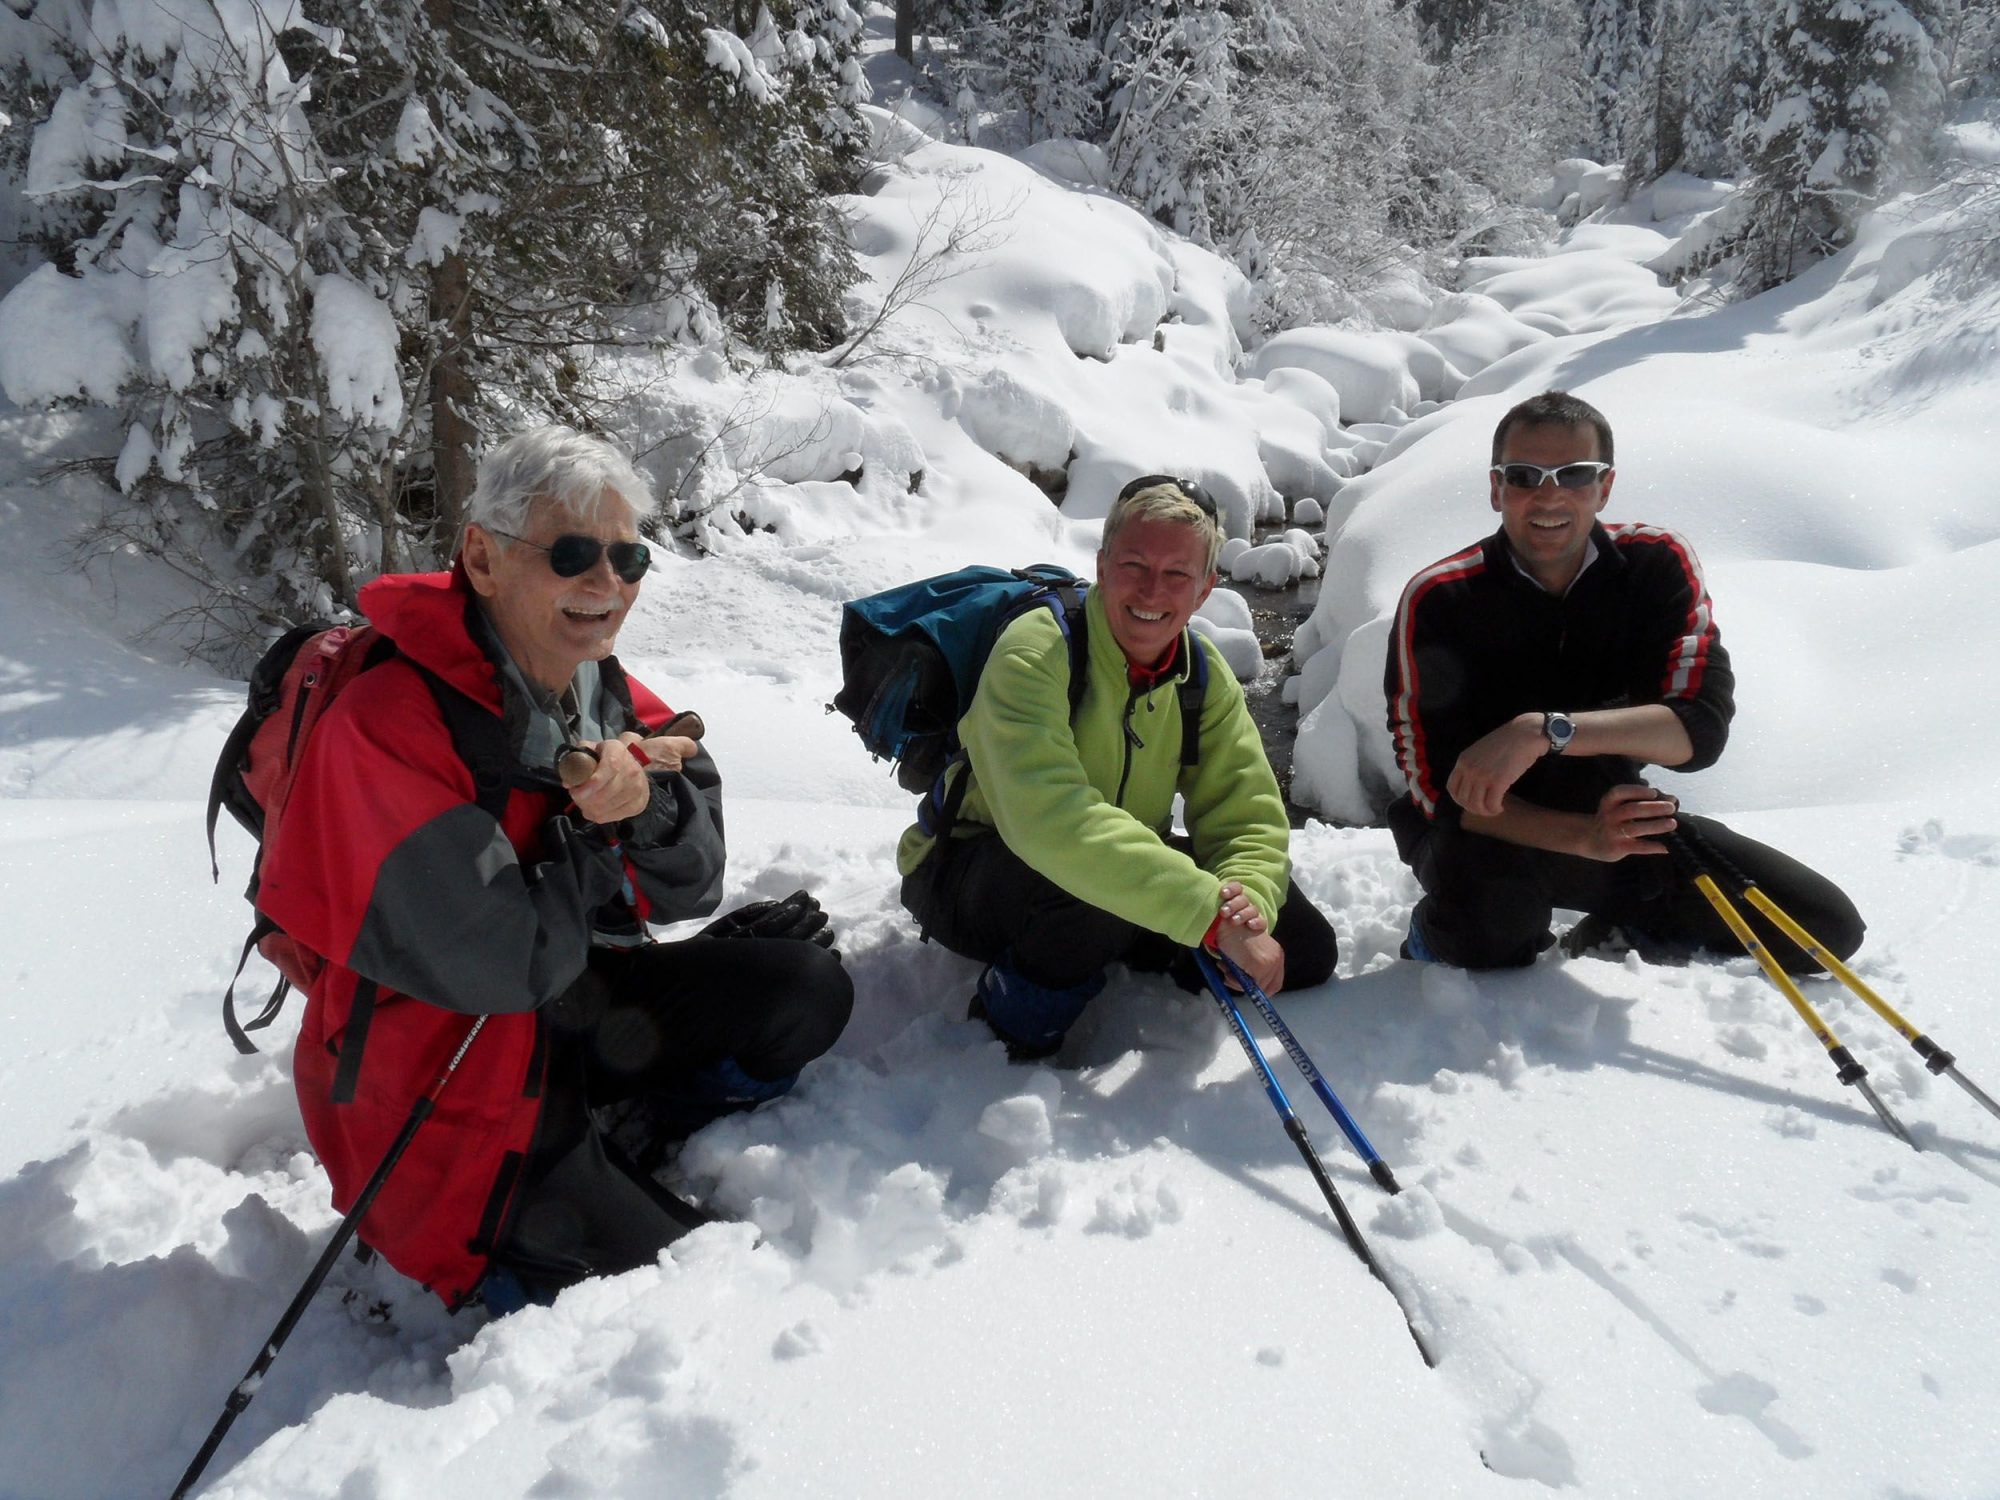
[1542,711,1577,756]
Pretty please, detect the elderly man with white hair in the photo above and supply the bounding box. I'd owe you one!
[259,425,851,1313]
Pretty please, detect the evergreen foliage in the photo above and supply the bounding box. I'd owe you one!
[1581,0,1654,167]
[1740,0,1946,290]
[0,0,865,641]
[943,0,1589,323]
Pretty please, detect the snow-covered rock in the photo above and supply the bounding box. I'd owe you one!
[1248,328,1422,424]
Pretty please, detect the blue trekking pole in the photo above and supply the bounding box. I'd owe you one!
[1207,949,1403,1195]
[1192,950,1437,1368]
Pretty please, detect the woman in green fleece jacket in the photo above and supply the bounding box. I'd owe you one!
[899,476,1338,1058]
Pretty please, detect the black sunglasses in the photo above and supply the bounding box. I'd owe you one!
[490,528,652,583]
[1491,461,1611,491]
[1117,473,1219,519]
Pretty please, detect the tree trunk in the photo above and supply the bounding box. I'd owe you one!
[421,0,476,553]
[430,248,478,551]
[895,0,917,61]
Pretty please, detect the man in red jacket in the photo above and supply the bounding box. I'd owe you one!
[258,426,851,1309]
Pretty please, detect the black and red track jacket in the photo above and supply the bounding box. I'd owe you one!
[256,567,724,1307]
[1383,521,1733,852]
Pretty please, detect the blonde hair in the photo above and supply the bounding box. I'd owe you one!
[1103,478,1224,573]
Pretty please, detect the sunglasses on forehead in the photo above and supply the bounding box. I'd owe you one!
[1491,461,1612,491]
[1117,473,1219,518]
[489,528,652,584]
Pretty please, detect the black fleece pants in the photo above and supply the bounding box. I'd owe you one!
[495,936,852,1293]
[1403,812,1865,973]
[902,833,1339,993]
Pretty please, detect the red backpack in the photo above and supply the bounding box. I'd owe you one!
[205,620,510,1052]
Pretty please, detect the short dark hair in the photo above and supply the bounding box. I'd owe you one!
[1491,390,1614,466]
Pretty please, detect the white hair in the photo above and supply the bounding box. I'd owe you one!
[463,425,657,542]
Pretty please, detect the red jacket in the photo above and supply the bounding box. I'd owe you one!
[257,568,725,1306]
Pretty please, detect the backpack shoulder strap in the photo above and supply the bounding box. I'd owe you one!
[1049,578,1089,720]
[415,665,516,820]
[304,664,512,1086]
[1177,627,1209,768]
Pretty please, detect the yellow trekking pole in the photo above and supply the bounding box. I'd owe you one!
[1677,820,2000,1128]
[1668,831,1919,1151]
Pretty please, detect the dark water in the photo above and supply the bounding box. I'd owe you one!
[1214,561,1321,829]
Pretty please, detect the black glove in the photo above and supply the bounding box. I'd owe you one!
[698,889,836,952]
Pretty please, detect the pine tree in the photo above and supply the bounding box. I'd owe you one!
[1740,0,1946,290]
[959,0,1102,140]
[1581,0,1655,167]
[1665,0,1763,178]
[0,0,865,644]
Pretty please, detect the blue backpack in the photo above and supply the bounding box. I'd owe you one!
[831,563,1206,841]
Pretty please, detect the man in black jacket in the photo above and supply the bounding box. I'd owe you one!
[1383,390,1862,971]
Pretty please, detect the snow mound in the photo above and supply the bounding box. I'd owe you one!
[1249,328,1420,424]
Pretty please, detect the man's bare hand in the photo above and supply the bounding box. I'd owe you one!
[1582,783,1678,862]
[1447,713,1547,817]
[570,732,655,824]
[632,734,699,772]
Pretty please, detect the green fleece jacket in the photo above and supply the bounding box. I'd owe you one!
[896,587,1290,945]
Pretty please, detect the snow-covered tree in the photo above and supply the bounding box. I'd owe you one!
[1659,0,1763,178]
[1405,0,1591,243]
[1233,0,1438,323]
[957,0,1103,140]
[946,0,1261,244]
[1927,0,2000,104]
[1582,0,1655,166]
[1740,0,1947,290]
[0,0,866,647]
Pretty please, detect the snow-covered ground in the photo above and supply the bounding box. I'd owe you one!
[5,86,2000,1500]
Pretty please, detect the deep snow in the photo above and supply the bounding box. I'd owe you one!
[5,58,2000,1500]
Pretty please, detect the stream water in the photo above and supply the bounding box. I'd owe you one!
[1214,536,1322,829]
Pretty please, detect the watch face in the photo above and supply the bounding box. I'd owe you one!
[1547,714,1575,751]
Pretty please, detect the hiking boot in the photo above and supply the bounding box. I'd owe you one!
[479,1266,557,1317]
[1560,915,1689,965]
[968,959,1106,1061]
[639,1057,800,1146]
[1398,913,1441,964]
[1559,913,1621,958]
[967,990,1057,1062]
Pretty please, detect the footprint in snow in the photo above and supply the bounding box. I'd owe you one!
[1084,1174,1183,1237]
[1897,818,2000,865]
[773,1321,827,1360]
